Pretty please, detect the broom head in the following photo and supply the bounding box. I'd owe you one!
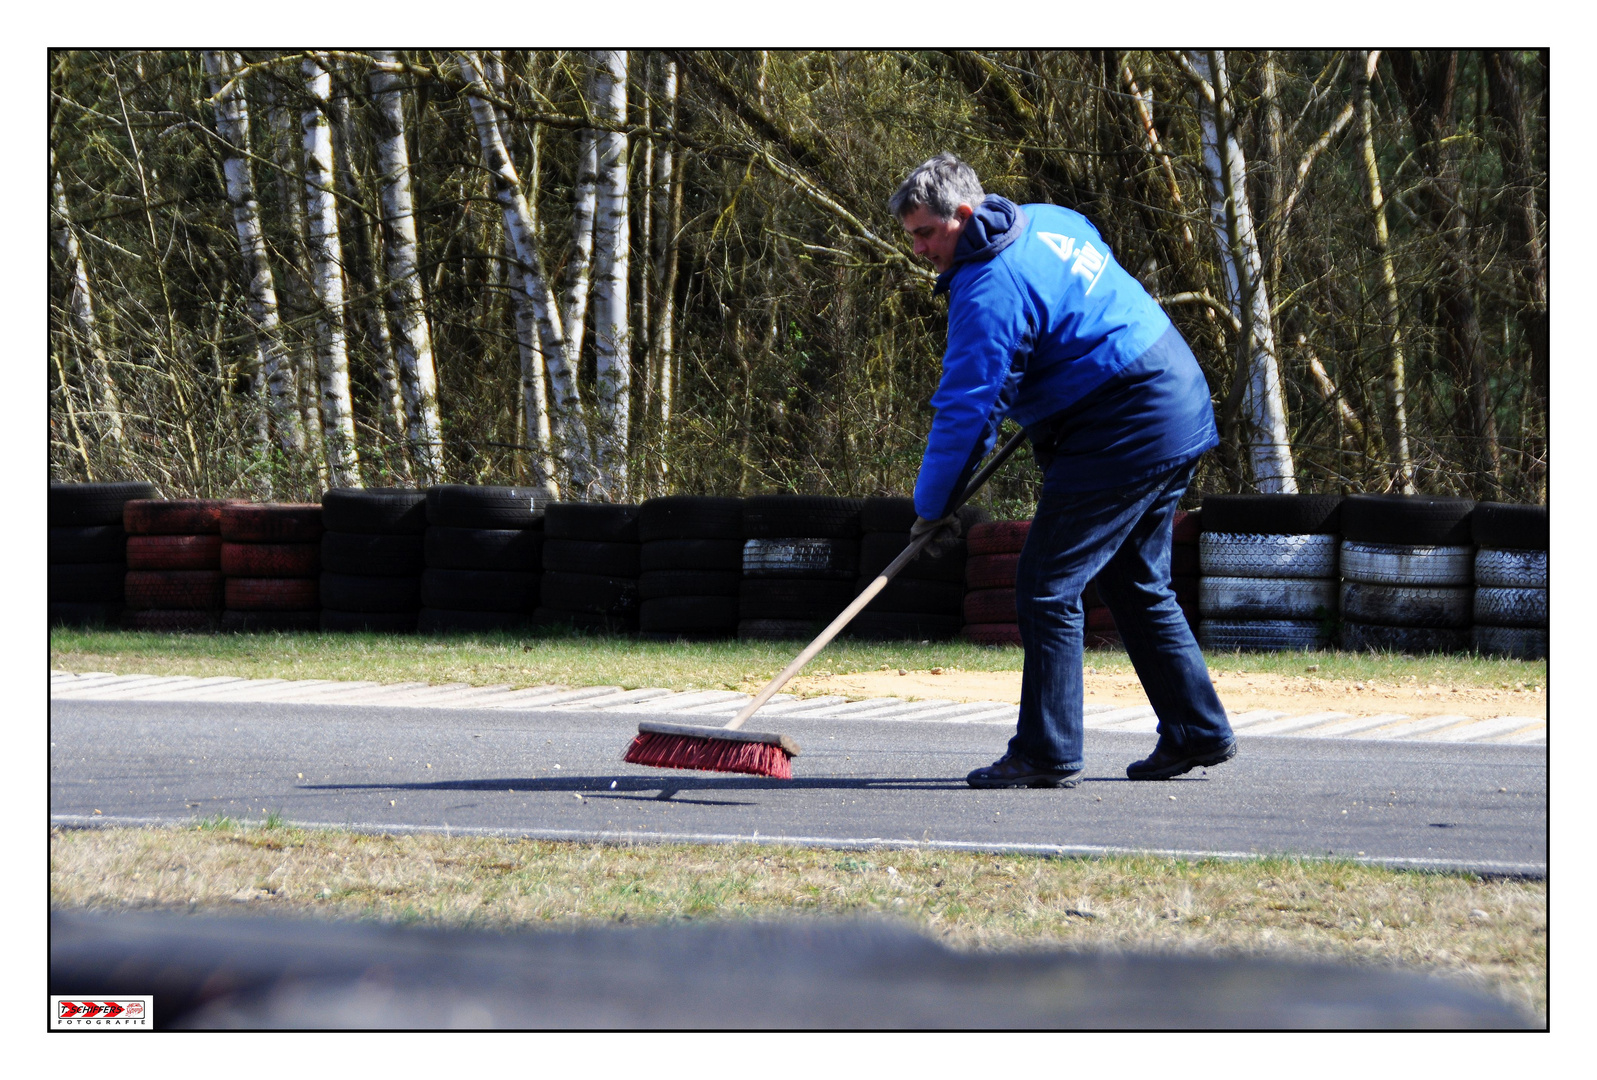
[623,720,799,779]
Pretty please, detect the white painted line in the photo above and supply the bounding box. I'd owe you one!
[1087,706,1156,727]
[502,686,626,707]
[480,686,594,708]
[743,696,855,716]
[671,694,800,717]
[601,689,747,712]
[95,675,253,701]
[553,688,677,709]
[1488,726,1548,745]
[1422,716,1545,743]
[1225,710,1287,729]
[188,679,373,703]
[1241,712,1356,737]
[268,681,427,704]
[1083,703,1120,716]
[1366,715,1476,741]
[1296,714,1405,738]
[50,674,192,698]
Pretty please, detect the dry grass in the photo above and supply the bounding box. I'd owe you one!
[51,823,1546,1024]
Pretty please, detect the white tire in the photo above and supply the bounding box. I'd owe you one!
[1199,576,1337,619]
[1473,586,1548,628]
[1199,532,1338,578]
[1340,581,1472,628]
[741,538,857,578]
[1199,619,1329,651]
[1339,541,1474,586]
[1473,624,1548,660]
[1474,547,1547,588]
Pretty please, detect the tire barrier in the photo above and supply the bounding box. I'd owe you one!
[119,498,228,630]
[419,487,546,635]
[958,518,1129,648]
[217,502,324,633]
[320,489,427,634]
[1337,494,1476,651]
[1470,502,1547,659]
[737,496,863,640]
[1199,495,1341,651]
[536,504,640,633]
[634,496,744,639]
[845,497,982,641]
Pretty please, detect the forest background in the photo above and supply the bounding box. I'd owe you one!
[47,49,1549,517]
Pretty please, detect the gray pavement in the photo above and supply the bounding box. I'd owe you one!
[50,695,1547,875]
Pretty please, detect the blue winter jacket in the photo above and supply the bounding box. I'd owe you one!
[912,196,1220,520]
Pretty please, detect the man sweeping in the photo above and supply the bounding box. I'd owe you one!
[892,152,1236,786]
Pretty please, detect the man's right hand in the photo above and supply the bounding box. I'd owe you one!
[910,514,962,558]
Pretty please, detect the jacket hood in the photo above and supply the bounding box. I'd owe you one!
[935,195,1028,294]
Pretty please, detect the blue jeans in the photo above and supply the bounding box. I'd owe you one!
[1009,459,1231,770]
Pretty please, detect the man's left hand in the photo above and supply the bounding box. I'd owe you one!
[910,514,962,558]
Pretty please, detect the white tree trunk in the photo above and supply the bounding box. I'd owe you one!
[301,55,362,486]
[457,51,596,492]
[589,50,631,499]
[49,157,126,453]
[1187,50,1297,493]
[370,49,447,483]
[563,82,600,367]
[202,50,303,456]
[653,61,684,470]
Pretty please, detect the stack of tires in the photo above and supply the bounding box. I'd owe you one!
[738,496,864,640]
[1470,503,1547,660]
[1338,494,1475,654]
[535,503,642,633]
[636,496,744,640]
[220,504,323,632]
[1197,495,1342,652]
[122,499,232,631]
[1170,509,1202,640]
[960,520,1028,646]
[49,481,156,628]
[420,485,551,634]
[319,488,428,633]
[845,498,979,641]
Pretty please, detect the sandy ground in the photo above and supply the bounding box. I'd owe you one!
[788,668,1546,721]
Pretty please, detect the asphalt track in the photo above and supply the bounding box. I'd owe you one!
[49,698,1546,874]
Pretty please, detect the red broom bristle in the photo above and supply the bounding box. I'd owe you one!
[623,731,793,779]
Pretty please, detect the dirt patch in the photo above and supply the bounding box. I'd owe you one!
[790,668,1546,721]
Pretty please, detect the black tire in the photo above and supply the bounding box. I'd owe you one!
[844,611,962,641]
[859,497,990,535]
[738,618,826,640]
[741,538,859,579]
[541,538,641,577]
[424,527,543,572]
[220,610,320,633]
[1473,587,1548,629]
[319,572,422,613]
[639,538,745,572]
[638,596,740,633]
[321,532,426,576]
[533,607,634,634]
[49,481,159,526]
[1339,541,1473,587]
[1339,582,1472,628]
[637,496,744,541]
[858,531,967,583]
[1340,494,1476,546]
[737,578,855,621]
[321,488,429,535]
[742,496,864,539]
[49,563,127,603]
[320,609,418,634]
[543,503,641,542]
[1199,533,1339,579]
[1473,625,1547,661]
[1199,577,1338,620]
[1199,620,1330,652]
[418,608,534,634]
[125,609,219,632]
[538,571,639,618]
[638,570,741,600]
[49,526,127,565]
[1469,503,1548,551]
[421,568,539,612]
[425,484,554,529]
[50,602,123,628]
[1474,548,1547,589]
[1199,494,1343,535]
[1340,621,1469,655]
[862,577,966,615]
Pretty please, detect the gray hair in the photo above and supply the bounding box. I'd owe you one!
[888,152,986,221]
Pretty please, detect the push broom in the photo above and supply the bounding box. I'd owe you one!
[623,428,1028,779]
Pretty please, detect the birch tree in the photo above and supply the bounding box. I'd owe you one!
[201,50,303,459]
[301,55,362,486]
[563,78,600,367]
[1353,50,1416,493]
[648,58,683,488]
[457,51,595,492]
[589,50,631,499]
[1182,50,1297,493]
[369,50,446,483]
[49,157,126,455]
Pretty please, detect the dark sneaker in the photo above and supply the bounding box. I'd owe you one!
[1125,736,1237,781]
[966,753,1082,789]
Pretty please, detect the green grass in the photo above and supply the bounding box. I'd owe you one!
[50,627,1544,693]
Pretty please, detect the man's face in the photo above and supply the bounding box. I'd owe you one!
[901,204,972,275]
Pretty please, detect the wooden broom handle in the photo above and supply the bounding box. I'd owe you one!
[723,428,1028,731]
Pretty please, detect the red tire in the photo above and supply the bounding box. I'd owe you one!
[965,552,1021,590]
[124,570,224,610]
[123,499,236,535]
[125,608,218,632]
[221,503,324,543]
[225,577,320,611]
[1086,606,1117,632]
[126,534,222,570]
[221,542,320,577]
[1172,509,1201,546]
[966,520,1030,556]
[962,587,1016,624]
[960,622,1021,646]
